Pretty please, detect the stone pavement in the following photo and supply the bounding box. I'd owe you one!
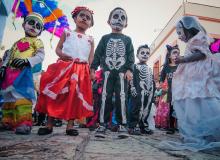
[0,126,90,160]
[0,126,220,160]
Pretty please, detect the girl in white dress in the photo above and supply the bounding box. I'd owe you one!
[160,16,220,152]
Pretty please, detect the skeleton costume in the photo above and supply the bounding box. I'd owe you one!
[0,13,45,134]
[91,8,134,128]
[128,45,155,134]
[159,16,220,152]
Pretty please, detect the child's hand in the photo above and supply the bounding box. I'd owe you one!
[59,53,73,61]
[90,69,96,81]
[11,58,30,69]
[125,70,132,81]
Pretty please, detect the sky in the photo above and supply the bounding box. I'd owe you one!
[1,0,220,69]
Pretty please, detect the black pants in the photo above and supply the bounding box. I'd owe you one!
[129,94,149,129]
[99,71,128,125]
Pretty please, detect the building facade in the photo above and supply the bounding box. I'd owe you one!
[148,2,220,81]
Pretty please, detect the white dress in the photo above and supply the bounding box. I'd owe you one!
[62,30,93,62]
[160,31,220,151]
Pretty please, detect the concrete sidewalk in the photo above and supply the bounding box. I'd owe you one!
[0,126,90,160]
[0,127,220,160]
[84,130,220,160]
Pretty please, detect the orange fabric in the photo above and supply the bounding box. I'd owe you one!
[36,60,93,120]
[24,0,32,13]
[44,9,64,23]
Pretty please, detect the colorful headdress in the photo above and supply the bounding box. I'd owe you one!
[24,12,44,27]
[12,0,69,38]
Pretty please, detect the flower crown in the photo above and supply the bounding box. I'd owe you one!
[71,6,94,17]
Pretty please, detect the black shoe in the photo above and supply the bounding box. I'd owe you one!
[128,128,141,135]
[66,129,79,136]
[38,127,53,135]
[166,128,175,134]
[141,128,154,135]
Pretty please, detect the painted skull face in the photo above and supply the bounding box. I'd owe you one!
[109,9,127,31]
[176,22,187,42]
[137,48,150,63]
[24,19,43,37]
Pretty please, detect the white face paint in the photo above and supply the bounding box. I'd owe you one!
[137,48,150,63]
[24,19,42,37]
[109,9,127,31]
[176,22,187,42]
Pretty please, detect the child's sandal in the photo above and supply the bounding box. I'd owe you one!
[38,127,53,135]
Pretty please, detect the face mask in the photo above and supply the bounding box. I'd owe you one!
[109,9,127,31]
[137,48,150,62]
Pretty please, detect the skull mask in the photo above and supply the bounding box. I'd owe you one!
[108,8,127,31]
[137,45,150,63]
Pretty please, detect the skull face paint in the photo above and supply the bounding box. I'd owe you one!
[137,48,150,63]
[24,19,43,37]
[176,22,187,42]
[109,8,127,31]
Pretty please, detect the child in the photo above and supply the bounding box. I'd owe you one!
[90,7,134,137]
[161,16,220,151]
[36,6,94,136]
[155,80,170,129]
[0,12,45,134]
[86,69,103,130]
[159,44,180,134]
[128,44,155,135]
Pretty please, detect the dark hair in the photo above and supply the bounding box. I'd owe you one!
[71,7,94,26]
[108,7,127,23]
[163,44,179,67]
[137,44,150,55]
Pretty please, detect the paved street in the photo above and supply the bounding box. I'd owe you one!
[0,126,220,160]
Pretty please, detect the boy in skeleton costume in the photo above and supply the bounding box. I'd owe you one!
[0,12,45,134]
[128,45,155,135]
[90,7,134,136]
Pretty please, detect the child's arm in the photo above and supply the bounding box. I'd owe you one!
[88,37,94,65]
[0,50,10,80]
[124,38,135,81]
[90,37,104,80]
[175,50,206,64]
[27,47,44,67]
[2,49,11,67]
[56,32,73,61]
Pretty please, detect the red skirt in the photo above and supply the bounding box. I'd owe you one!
[36,60,93,120]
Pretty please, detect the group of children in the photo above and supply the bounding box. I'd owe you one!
[0,5,220,152]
